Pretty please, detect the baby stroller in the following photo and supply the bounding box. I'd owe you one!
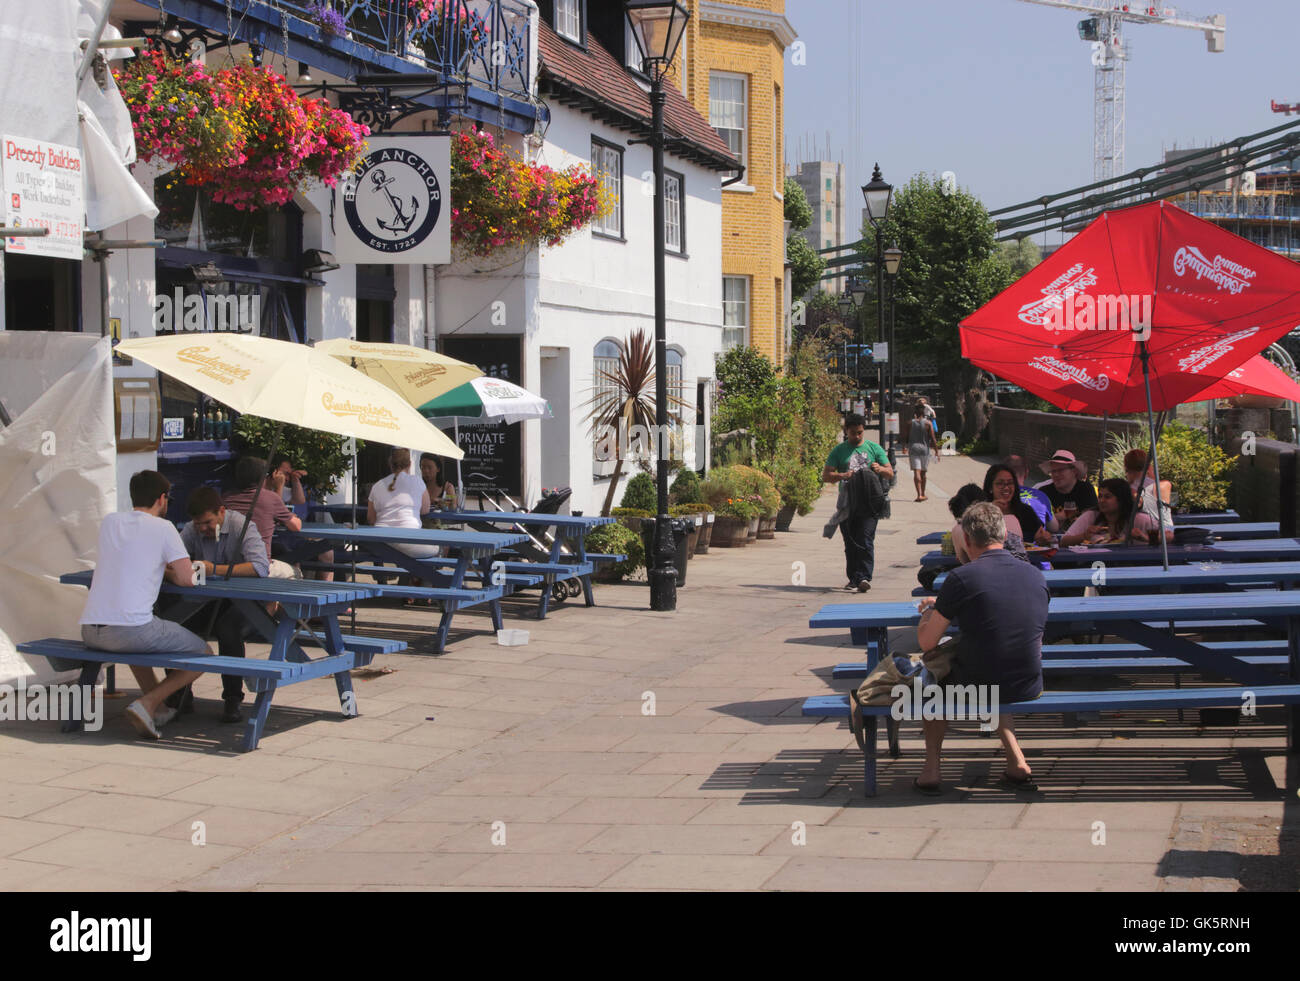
[466,486,582,605]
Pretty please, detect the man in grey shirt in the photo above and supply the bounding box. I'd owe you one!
[174,486,269,723]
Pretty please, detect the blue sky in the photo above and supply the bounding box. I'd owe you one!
[783,0,1298,238]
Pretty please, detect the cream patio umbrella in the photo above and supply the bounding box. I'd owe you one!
[115,334,463,580]
[314,338,482,518]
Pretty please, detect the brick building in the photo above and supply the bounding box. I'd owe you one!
[677,1,797,364]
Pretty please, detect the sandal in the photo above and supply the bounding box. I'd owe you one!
[997,772,1039,792]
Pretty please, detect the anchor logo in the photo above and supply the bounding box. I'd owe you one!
[370,168,420,235]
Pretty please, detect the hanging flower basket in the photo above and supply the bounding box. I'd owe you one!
[450,129,610,258]
[115,49,369,211]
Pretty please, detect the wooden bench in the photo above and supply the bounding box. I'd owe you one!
[801,684,1300,796]
[16,638,373,745]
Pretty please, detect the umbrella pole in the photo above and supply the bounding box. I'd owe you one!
[1139,345,1170,571]
[1098,413,1108,486]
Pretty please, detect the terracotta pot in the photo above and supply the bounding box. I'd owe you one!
[757,516,777,540]
[712,515,751,547]
[695,513,714,554]
[746,517,759,541]
[774,504,797,532]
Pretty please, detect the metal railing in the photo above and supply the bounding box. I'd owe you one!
[283,0,532,97]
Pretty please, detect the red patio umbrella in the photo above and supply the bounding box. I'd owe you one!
[961,201,1300,567]
[1189,354,1300,404]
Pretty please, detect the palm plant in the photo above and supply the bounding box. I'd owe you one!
[582,329,688,517]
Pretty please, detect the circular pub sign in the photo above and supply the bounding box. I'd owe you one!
[343,146,442,255]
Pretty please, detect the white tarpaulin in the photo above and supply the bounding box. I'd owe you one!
[0,333,115,685]
[0,5,78,149]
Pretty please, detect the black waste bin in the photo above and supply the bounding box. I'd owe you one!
[640,517,692,587]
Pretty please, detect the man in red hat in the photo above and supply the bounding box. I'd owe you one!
[1034,450,1099,529]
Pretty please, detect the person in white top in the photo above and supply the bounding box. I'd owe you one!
[368,448,438,558]
[79,470,210,740]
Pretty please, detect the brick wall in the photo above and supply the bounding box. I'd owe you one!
[991,407,1144,478]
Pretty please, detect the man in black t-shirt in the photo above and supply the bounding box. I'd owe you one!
[913,502,1050,795]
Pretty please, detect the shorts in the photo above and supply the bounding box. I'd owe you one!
[908,446,930,471]
[393,541,441,560]
[81,618,209,656]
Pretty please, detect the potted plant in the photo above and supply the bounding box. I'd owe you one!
[710,497,760,547]
[770,457,822,532]
[731,465,781,539]
[669,504,707,558]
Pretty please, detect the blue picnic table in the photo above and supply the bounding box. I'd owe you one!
[918,537,1300,574]
[805,590,1300,794]
[433,509,615,617]
[931,560,1300,595]
[294,523,529,653]
[27,571,401,751]
[914,519,1276,547]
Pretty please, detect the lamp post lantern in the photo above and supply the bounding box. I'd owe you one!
[862,163,893,453]
[627,0,690,613]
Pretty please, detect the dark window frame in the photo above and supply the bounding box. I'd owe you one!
[591,136,626,242]
[664,168,687,258]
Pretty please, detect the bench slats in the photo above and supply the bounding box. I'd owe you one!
[831,655,1287,680]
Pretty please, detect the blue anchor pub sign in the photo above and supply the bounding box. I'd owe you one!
[337,135,451,265]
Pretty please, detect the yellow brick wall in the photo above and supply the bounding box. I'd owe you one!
[678,2,789,367]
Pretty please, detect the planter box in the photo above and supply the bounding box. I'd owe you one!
[757,516,777,540]
[683,516,701,559]
[695,512,714,554]
[746,517,759,542]
[712,515,750,548]
[774,504,797,532]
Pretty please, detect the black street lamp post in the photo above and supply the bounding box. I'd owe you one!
[883,244,902,428]
[861,164,893,451]
[627,0,690,613]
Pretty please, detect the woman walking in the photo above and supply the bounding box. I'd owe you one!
[908,403,939,501]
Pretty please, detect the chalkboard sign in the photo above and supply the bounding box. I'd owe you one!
[440,336,522,497]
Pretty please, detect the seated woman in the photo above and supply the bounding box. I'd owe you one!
[368,448,437,558]
[948,479,1033,565]
[1061,476,1171,546]
[1123,449,1173,524]
[419,452,458,527]
[982,463,1051,562]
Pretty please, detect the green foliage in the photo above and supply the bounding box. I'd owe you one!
[715,375,808,464]
[786,234,825,299]
[231,415,361,499]
[997,237,1042,279]
[670,502,710,515]
[783,177,813,231]
[669,468,704,505]
[769,454,822,515]
[1104,423,1233,512]
[706,464,780,518]
[956,438,999,457]
[715,345,775,402]
[700,467,744,509]
[587,522,643,579]
[714,497,761,520]
[619,472,657,512]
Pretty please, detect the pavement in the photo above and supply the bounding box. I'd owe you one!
[1,437,1296,891]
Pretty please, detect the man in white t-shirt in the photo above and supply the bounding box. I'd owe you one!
[79,470,210,740]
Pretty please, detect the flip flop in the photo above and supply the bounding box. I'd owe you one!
[997,772,1039,792]
[912,778,944,796]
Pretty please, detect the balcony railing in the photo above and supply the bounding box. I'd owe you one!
[282,0,532,98]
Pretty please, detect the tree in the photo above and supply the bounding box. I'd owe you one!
[998,237,1042,279]
[853,174,1013,441]
[787,235,825,299]
[783,178,824,299]
[784,177,813,230]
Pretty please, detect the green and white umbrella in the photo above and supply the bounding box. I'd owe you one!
[418,376,551,424]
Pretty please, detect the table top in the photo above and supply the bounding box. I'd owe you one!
[298,522,526,552]
[921,538,1300,570]
[810,589,1300,630]
[433,509,614,530]
[60,570,378,608]
[914,520,1277,547]
[932,560,1300,593]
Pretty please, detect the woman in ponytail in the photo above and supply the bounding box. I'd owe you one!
[367,447,439,560]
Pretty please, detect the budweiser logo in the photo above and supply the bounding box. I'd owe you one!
[1172,246,1256,294]
[176,346,251,385]
[1017,263,1099,326]
[1044,292,1153,340]
[321,392,400,429]
[1176,326,1260,374]
[1029,356,1110,392]
[481,381,520,399]
[401,365,448,388]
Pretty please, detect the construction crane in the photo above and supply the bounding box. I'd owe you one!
[1018,2,1226,181]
